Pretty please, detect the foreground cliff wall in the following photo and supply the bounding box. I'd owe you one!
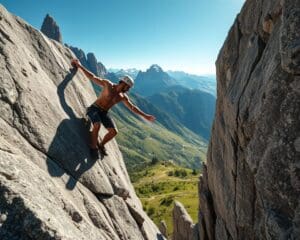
[199,0,300,239]
[0,4,164,239]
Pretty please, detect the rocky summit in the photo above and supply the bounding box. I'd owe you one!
[172,0,300,239]
[0,4,164,240]
[41,14,63,43]
[134,64,178,96]
[67,45,107,78]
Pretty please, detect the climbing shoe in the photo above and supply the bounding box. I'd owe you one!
[90,148,99,160]
[98,144,108,156]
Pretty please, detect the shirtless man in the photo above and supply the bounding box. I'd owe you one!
[71,59,156,159]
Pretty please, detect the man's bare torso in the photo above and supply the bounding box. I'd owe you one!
[94,82,125,111]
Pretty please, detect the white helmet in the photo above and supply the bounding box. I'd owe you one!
[120,75,134,88]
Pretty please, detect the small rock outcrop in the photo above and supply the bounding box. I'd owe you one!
[172,201,198,240]
[197,0,299,239]
[159,220,168,238]
[41,14,62,43]
[0,4,164,239]
[67,45,89,69]
[87,52,107,77]
[67,46,107,78]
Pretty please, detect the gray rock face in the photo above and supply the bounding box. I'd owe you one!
[0,4,164,239]
[68,46,107,78]
[87,52,107,77]
[172,201,198,240]
[41,14,62,43]
[159,220,168,238]
[198,0,300,239]
[67,45,89,69]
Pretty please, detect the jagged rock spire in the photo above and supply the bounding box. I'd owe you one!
[41,14,63,43]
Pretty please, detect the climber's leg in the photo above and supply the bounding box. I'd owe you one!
[98,128,118,156]
[86,104,103,148]
[90,122,100,149]
[100,128,118,146]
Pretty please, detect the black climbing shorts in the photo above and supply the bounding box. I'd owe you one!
[86,104,116,129]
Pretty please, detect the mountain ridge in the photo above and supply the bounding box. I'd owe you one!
[148,85,216,140]
[134,65,178,96]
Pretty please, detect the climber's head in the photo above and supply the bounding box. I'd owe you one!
[118,75,134,92]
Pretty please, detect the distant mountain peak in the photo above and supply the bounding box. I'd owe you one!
[41,14,62,43]
[109,68,140,79]
[148,64,163,72]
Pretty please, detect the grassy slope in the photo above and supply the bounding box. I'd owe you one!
[107,92,207,171]
[132,162,200,237]
[92,83,207,171]
[112,105,207,171]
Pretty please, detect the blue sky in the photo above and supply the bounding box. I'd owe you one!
[0,0,244,75]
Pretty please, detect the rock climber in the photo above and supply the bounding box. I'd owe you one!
[71,59,156,159]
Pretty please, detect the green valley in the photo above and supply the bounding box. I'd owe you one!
[92,83,207,171]
[131,162,200,237]
[112,99,207,171]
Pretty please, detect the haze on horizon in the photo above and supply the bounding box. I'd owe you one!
[0,0,244,75]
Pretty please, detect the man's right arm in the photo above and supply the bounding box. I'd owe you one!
[71,59,108,87]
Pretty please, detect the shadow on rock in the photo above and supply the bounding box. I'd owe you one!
[156,233,165,240]
[46,68,96,190]
[0,185,56,240]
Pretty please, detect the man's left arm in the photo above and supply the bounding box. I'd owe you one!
[122,96,156,122]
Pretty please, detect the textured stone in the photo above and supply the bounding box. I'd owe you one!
[87,52,107,77]
[198,164,215,240]
[67,45,89,69]
[197,0,300,239]
[0,4,164,239]
[172,201,197,240]
[159,220,167,237]
[67,46,107,78]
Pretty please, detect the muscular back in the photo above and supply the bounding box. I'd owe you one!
[94,81,125,111]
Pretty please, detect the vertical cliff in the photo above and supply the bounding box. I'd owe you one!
[0,4,164,239]
[199,0,300,239]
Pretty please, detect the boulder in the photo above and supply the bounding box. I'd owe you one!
[172,201,198,240]
[159,220,168,237]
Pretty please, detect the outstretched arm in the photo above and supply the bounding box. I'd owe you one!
[122,95,156,122]
[71,59,108,87]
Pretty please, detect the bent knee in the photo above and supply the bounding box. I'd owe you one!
[109,128,118,136]
[93,123,101,130]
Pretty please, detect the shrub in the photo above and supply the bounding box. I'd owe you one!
[160,196,174,206]
[174,169,180,177]
[151,184,160,192]
[151,156,159,165]
[174,169,187,178]
[181,170,187,177]
[147,207,155,216]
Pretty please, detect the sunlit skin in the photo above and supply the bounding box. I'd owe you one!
[71,59,156,149]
